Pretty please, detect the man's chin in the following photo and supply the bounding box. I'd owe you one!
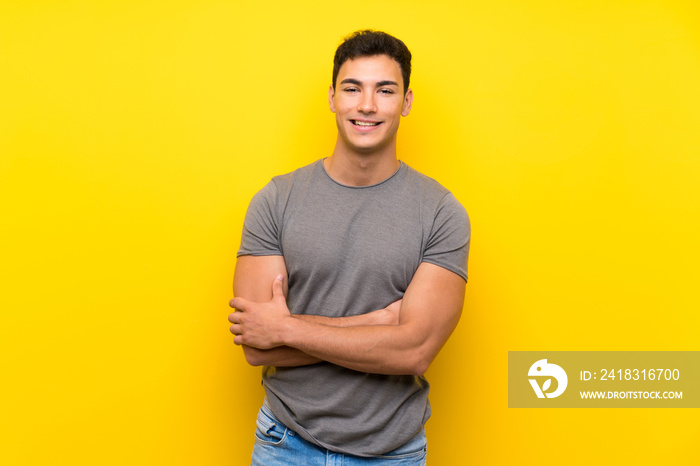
[339,137,396,156]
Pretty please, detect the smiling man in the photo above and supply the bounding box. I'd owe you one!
[229,30,470,465]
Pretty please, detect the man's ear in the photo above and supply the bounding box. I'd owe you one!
[328,85,336,113]
[401,88,413,117]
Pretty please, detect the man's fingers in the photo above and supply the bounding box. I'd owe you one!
[229,297,247,310]
[229,324,242,335]
[228,312,240,324]
[271,274,285,300]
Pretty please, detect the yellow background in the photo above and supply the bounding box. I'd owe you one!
[2,1,698,464]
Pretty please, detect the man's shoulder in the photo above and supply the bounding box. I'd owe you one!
[269,159,323,187]
[251,159,323,203]
[247,159,325,213]
[401,162,455,201]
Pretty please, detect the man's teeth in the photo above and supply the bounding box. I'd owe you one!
[354,121,379,126]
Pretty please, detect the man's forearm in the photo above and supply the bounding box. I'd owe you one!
[241,308,399,367]
[281,320,428,375]
[242,345,321,367]
[295,306,397,327]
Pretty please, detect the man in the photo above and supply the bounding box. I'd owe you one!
[229,30,470,465]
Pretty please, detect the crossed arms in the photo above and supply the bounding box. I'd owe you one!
[229,255,466,376]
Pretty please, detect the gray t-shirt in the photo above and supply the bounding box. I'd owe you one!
[238,159,470,456]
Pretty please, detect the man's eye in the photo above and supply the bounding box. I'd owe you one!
[379,89,394,94]
[344,88,359,93]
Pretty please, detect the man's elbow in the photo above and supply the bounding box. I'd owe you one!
[404,349,434,376]
[407,362,430,377]
[242,346,265,367]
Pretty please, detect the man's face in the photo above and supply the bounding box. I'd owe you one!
[329,54,413,156]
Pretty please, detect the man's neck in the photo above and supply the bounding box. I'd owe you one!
[325,142,400,187]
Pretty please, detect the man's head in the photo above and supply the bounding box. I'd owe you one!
[332,30,412,95]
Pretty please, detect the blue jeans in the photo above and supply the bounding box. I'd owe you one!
[251,405,427,465]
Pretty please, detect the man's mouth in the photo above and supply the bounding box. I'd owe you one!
[351,120,380,127]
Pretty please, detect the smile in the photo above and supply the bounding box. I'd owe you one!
[351,120,380,127]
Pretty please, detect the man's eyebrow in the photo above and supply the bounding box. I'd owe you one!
[339,78,399,87]
[340,78,362,86]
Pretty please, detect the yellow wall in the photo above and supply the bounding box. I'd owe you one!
[2,1,698,464]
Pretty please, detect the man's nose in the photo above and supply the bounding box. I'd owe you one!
[357,92,377,113]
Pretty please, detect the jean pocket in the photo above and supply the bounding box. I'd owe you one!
[254,406,290,446]
[378,429,427,460]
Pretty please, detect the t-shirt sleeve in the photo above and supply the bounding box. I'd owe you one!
[237,181,283,257]
[422,193,471,282]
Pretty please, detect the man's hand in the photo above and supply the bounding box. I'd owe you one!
[229,274,292,349]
